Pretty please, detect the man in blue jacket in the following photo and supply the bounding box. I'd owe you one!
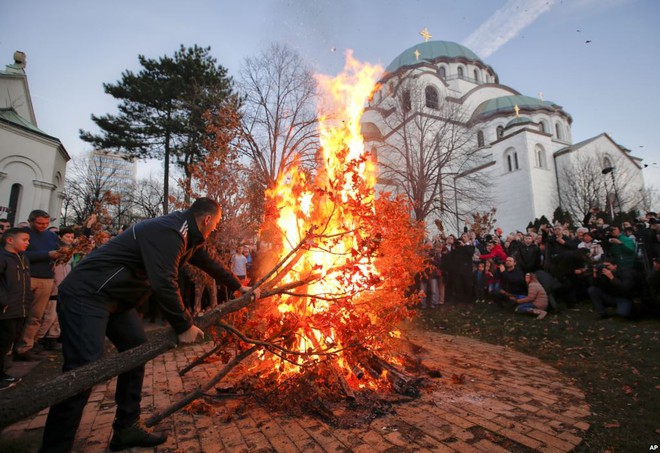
[15,210,63,361]
[39,198,259,452]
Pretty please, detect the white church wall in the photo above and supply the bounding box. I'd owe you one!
[488,134,537,234]
[0,125,62,222]
[527,139,559,223]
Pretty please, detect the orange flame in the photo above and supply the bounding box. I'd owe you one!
[262,51,384,381]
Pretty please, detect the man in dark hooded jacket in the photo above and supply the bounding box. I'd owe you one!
[40,198,259,452]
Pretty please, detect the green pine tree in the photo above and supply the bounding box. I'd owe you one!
[80,45,239,213]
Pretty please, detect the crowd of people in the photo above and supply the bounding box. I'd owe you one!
[417,210,660,320]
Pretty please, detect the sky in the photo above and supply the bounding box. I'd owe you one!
[1,0,659,189]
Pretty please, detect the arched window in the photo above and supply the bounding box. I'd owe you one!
[538,120,546,133]
[457,66,464,79]
[477,130,485,148]
[535,145,547,168]
[438,66,447,79]
[8,183,22,226]
[473,69,480,82]
[555,122,563,140]
[402,90,411,112]
[496,125,504,139]
[425,86,439,109]
[603,156,613,169]
[504,148,519,172]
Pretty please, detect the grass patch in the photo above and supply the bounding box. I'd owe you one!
[412,300,660,452]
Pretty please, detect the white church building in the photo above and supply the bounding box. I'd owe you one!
[0,51,69,226]
[361,40,645,235]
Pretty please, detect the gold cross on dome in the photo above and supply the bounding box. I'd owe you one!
[414,49,421,60]
[514,104,520,117]
[420,27,432,42]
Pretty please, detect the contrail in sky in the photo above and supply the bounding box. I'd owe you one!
[463,0,557,58]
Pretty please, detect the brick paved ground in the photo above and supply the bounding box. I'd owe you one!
[2,330,590,452]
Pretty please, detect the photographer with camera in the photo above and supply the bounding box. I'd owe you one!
[604,225,636,270]
[543,224,578,276]
[587,256,638,319]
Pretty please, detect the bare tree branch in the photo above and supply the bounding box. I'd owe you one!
[238,43,320,189]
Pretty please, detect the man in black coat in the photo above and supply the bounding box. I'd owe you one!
[544,224,578,274]
[513,233,542,273]
[588,256,638,319]
[40,198,259,453]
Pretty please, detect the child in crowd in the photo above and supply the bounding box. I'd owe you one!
[0,228,33,390]
[484,259,499,301]
[473,261,487,303]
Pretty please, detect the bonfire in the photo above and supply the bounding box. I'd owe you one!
[189,52,436,425]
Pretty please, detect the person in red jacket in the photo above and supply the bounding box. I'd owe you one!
[479,240,508,264]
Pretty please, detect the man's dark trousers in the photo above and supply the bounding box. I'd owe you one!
[39,291,147,453]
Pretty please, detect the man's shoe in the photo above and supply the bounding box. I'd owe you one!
[44,338,62,351]
[0,374,21,391]
[14,350,43,362]
[109,421,167,451]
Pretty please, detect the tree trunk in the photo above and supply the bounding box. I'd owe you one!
[0,281,305,430]
[163,133,170,214]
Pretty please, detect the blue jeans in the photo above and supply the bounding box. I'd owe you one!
[40,291,147,453]
[588,286,633,317]
[515,302,536,313]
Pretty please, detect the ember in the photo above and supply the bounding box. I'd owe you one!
[193,52,435,423]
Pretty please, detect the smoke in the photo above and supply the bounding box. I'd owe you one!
[463,0,557,58]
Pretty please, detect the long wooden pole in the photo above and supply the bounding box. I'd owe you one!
[0,280,310,430]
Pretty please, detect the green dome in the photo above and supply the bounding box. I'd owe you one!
[506,116,533,128]
[385,40,483,73]
[473,95,561,120]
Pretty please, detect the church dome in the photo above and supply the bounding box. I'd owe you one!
[385,40,483,73]
[472,95,565,121]
[505,116,533,128]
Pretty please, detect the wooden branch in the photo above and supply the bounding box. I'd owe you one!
[332,367,355,401]
[178,342,226,376]
[252,229,316,291]
[0,279,311,430]
[145,346,259,427]
[370,354,422,397]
